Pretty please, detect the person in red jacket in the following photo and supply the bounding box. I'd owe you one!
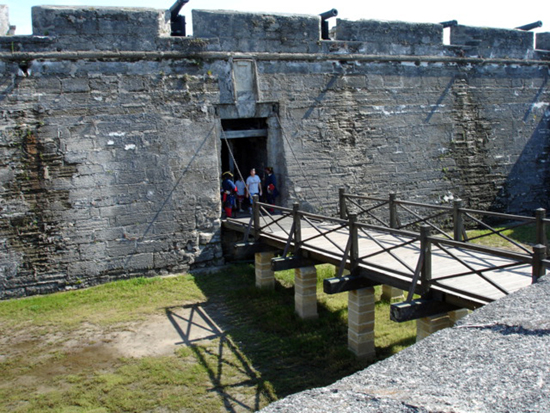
[221,171,236,218]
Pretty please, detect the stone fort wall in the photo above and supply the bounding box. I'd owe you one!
[0,5,549,298]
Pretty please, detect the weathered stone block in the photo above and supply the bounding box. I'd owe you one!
[124,252,154,270]
[417,313,453,341]
[295,296,318,320]
[348,329,375,344]
[536,32,550,50]
[193,9,320,53]
[294,266,318,319]
[294,283,317,296]
[61,78,90,93]
[348,307,375,326]
[336,19,443,46]
[32,6,170,38]
[381,285,405,302]
[295,266,317,279]
[348,288,375,307]
[255,252,275,289]
[348,338,375,357]
[449,309,470,324]
[450,25,534,58]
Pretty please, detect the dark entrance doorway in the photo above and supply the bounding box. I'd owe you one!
[220,118,268,182]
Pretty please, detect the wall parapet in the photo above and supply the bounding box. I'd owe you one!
[1,6,549,59]
[31,5,170,51]
[537,32,550,50]
[450,24,535,59]
[192,9,321,54]
[334,19,445,56]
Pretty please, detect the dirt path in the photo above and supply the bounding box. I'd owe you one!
[105,303,226,358]
[1,302,227,380]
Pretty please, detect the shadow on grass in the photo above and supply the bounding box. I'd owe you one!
[164,264,382,408]
[375,335,418,360]
[165,303,274,412]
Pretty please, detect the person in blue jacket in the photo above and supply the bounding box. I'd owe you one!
[265,167,279,213]
[221,171,237,217]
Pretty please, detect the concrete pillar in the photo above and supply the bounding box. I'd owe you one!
[449,308,470,324]
[255,252,275,289]
[381,285,404,302]
[294,266,318,319]
[348,287,376,359]
[416,313,453,342]
[416,308,470,342]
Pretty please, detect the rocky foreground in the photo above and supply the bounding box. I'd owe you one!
[262,276,550,412]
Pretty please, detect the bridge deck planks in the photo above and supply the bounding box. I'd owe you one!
[225,214,535,306]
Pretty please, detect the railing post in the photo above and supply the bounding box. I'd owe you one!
[420,225,432,294]
[535,208,547,253]
[339,188,347,220]
[532,244,546,283]
[349,213,359,276]
[389,192,398,229]
[293,202,302,254]
[253,194,260,240]
[453,199,464,242]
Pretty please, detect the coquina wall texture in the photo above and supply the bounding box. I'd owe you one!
[0,5,549,298]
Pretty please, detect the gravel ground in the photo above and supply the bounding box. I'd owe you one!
[262,277,550,412]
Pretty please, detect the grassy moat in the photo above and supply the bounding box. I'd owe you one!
[0,224,543,412]
[0,264,416,412]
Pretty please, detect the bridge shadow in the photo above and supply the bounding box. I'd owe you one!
[164,302,274,412]
[463,323,550,336]
[169,264,374,409]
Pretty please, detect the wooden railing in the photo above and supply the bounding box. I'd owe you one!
[239,192,548,304]
[339,189,548,256]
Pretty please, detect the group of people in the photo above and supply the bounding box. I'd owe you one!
[221,167,279,218]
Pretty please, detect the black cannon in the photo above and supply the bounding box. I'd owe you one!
[169,0,190,36]
[515,21,543,31]
[320,9,338,40]
[439,20,458,28]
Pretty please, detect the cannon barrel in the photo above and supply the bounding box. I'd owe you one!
[168,0,190,36]
[169,0,189,20]
[320,9,338,40]
[320,9,338,21]
[439,20,457,28]
[515,21,543,31]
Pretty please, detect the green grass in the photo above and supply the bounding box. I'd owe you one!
[464,223,549,251]
[0,275,205,330]
[0,265,416,412]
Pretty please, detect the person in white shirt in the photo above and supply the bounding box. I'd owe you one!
[246,168,262,213]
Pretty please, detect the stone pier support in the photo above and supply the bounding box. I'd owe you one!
[416,308,469,342]
[255,252,275,289]
[348,287,376,359]
[381,285,404,302]
[416,313,452,342]
[294,266,318,319]
[449,308,470,324]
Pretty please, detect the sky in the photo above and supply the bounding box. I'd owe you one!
[4,0,549,36]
